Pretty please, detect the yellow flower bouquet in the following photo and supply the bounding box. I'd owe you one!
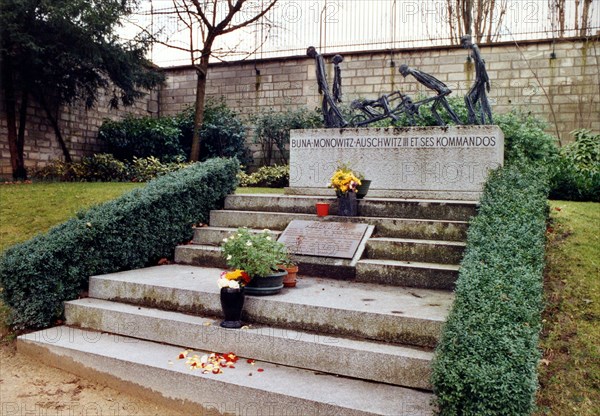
[328,163,362,197]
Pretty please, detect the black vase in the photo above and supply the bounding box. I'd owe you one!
[356,180,371,199]
[220,287,245,328]
[338,192,358,216]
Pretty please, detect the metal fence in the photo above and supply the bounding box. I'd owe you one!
[129,0,599,67]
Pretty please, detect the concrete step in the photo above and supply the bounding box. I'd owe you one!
[193,226,282,245]
[175,243,358,279]
[18,328,435,416]
[365,238,466,265]
[65,298,433,389]
[225,194,477,221]
[89,265,453,348]
[210,210,468,242]
[356,259,459,290]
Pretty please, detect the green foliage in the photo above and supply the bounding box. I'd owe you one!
[221,228,287,278]
[0,158,239,329]
[432,163,550,415]
[495,111,559,165]
[238,165,289,188]
[549,129,600,202]
[176,98,251,165]
[0,0,163,109]
[32,154,190,182]
[98,116,185,162]
[252,107,322,165]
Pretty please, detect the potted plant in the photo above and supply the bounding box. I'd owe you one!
[217,269,251,328]
[221,228,288,296]
[328,162,361,216]
[278,258,299,288]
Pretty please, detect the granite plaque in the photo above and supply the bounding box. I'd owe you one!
[278,220,369,259]
[288,125,504,200]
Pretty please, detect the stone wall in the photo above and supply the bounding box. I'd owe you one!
[161,37,599,163]
[1,38,598,176]
[0,89,159,177]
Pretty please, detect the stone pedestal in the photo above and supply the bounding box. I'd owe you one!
[288,126,504,200]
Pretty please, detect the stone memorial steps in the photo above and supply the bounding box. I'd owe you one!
[63,298,433,389]
[19,328,435,416]
[87,265,452,349]
[355,259,459,290]
[210,210,468,242]
[225,194,478,221]
[365,237,466,265]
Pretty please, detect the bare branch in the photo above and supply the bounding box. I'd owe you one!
[220,0,278,35]
[189,0,213,30]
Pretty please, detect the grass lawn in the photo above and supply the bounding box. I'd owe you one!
[0,182,143,252]
[535,201,600,415]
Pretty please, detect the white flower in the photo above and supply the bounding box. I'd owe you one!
[226,254,232,260]
[222,238,228,243]
[266,236,271,241]
[217,278,229,289]
[228,280,240,289]
[246,241,252,246]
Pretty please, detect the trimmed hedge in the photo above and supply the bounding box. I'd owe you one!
[0,158,239,330]
[431,163,549,415]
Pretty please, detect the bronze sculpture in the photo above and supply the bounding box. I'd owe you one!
[307,46,348,128]
[398,64,462,126]
[461,35,493,125]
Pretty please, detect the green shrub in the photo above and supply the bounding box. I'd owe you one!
[128,156,190,182]
[98,115,185,162]
[0,158,239,330]
[548,129,600,202]
[432,163,550,415]
[32,155,191,183]
[252,107,322,165]
[238,165,289,188]
[176,98,251,165]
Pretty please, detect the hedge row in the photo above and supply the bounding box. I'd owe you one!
[431,163,550,415]
[0,158,239,329]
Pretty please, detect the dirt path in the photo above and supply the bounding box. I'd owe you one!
[0,342,187,416]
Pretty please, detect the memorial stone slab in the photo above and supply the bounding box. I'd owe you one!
[288,125,504,200]
[278,220,369,259]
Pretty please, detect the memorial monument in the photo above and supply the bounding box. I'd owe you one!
[292,45,504,200]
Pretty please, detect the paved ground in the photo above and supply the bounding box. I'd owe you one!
[0,343,186,416]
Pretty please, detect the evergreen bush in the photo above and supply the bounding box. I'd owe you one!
[431,163,549,415]
[0,158,239,330]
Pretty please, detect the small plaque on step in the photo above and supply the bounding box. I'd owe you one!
[278,220,369,259]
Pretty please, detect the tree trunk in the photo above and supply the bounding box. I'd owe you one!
[38,94,72,163]
[1,50,27,179]
[190,46,212,162]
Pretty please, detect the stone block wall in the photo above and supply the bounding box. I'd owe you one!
[1,38,598,175]
[161,38,599,164]
[0,89,159,177]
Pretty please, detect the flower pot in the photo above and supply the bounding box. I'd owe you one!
[281,265,299,287]
[356,180,371,199]
[337,192,358,216]
[220,287,245,328]
[315,203,330,217]
[245,269,287,296]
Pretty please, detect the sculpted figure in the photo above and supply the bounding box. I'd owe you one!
[398,64,462,126]
[461,35,493,124]
[307,46,347,128]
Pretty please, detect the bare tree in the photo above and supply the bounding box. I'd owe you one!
[146,0,278,162]
[445,0,508,43]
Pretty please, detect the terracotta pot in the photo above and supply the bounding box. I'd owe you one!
[281,265,299,287]
[315,203,330,217]
[220,287,244,328]
[245,269,287,296]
